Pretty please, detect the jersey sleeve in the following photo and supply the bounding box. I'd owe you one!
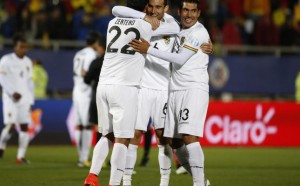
[148,46,195,66]
[27,59,35,104]
[83,53,96,72]
[112,6,146,19]
[0,57,15,95]
[183,28,210,53]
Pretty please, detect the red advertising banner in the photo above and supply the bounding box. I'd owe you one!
[201,101,300,147]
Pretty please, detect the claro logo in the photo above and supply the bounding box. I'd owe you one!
[205,105,277,145]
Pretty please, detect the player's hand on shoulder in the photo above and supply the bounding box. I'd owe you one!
[143,15,160,30]
[12,92,22,102]
[129,38,150,54]
[200,39,214,55]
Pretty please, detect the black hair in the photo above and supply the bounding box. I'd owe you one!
[86,31,101,45]
[178,0,200,10]
[98,36,107,49]
[163,0,169,6]
[127,0,147,12]
[13,33,27,47]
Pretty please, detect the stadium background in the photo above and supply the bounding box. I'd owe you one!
[0,0,300,186]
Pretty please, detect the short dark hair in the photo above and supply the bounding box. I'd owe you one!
[98,36,107,49]
[127,0,147,12]
[86,31,101,45]
[163,0,169,6]
[13,33,27,47]
[179,0,200,10]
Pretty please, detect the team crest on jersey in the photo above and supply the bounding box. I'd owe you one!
[180,37,185,45]
[163,36,170,45]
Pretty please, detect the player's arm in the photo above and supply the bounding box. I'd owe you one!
[112,6,146,19]
[130,38,194,65]
[28,60,35,104]
[112,6,158,30]
[201,40,213,54]
[84,59,96,85]
[130,29,210,65]
[112,6,178,35]
[0,59,17,97]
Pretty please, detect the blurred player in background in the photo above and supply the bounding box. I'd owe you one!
[72,31,102,168]
[130,0,211,185]
[0,34,34,164]
[84,36,106,140]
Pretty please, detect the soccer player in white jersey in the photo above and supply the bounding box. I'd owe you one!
[112,1,179,186]
[73,31,102,168]
[83,0,161,185]
[0,34,34,164]
[130,0,211,185]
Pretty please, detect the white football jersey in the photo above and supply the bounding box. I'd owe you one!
[0,53,34,105]
[99,17,153,86]
[142,14,179,90]
[170,22,210,91]
[73,47,97,92]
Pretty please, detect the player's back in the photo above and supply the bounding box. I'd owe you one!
[99,17,152,86]
[73,47,96,91]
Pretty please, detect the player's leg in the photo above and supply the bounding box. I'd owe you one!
[178,89,209,186]
[110,138,130,186]
[16,123,30,164]
[84,85,112,186]
[0,101,17,158]
[16,104,31,164]
[0,124,15,158]
[73,97,84,165]
[122,129,143,186]
[85,133,114,186]
[80,125,93,167]
[140,125,152,166]
[109,85,137,186]
[153,90,172,186]
[155,128,173,186]
[78,93,93,167]
[123,88,151,185]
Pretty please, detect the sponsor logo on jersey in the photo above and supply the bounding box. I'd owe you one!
[163,36,170,44]
[180,37,185,45]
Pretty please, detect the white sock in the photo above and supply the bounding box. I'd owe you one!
[74,129,82,161]
[174,145,191,174]
[158,145,172,186]
[81,129,93,162]
[0,125,12,149]
[123,144,138,186]
[90,137,112,175]
[17,131,29,159]
[186,142,205,186]
[109,143,127,186]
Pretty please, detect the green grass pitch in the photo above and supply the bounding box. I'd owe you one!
[0,146,300,186]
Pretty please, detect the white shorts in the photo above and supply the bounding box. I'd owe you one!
[3,100,31,124]
[72,87,92,126]
[97,84,138,138]
[135,88,168,131]
[164,89,209,138]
